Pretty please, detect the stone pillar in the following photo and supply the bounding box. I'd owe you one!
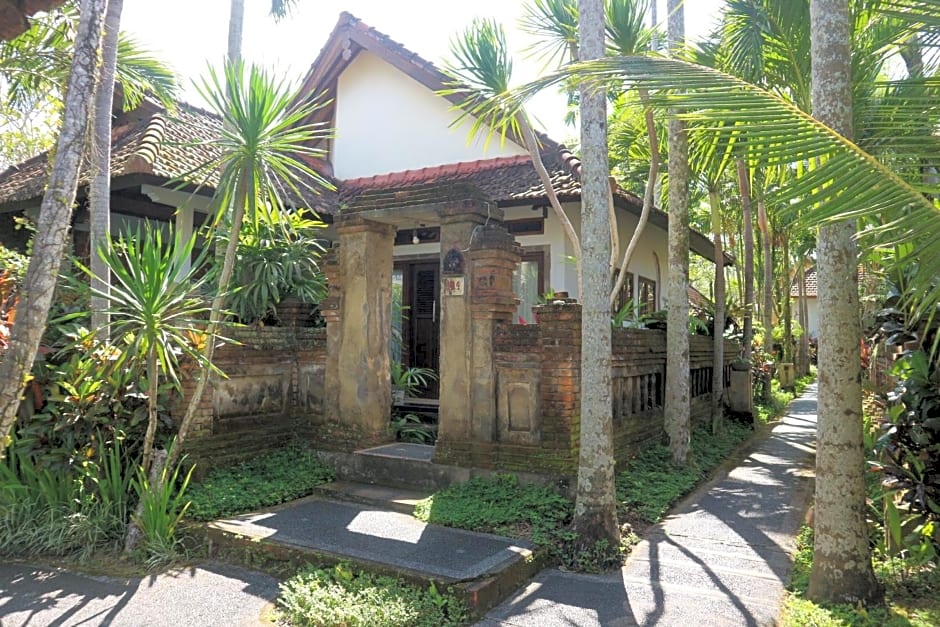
[536,303,582,456]
[468,226,520,443]
[434,200,507,456]
[319,216,396,450]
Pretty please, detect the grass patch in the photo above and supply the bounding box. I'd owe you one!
[186,447,334,521]
[276,563,467,627]
[413,474,572,546]
[616,421,753,525]
[755,372,815,424]
[781,527,940,626]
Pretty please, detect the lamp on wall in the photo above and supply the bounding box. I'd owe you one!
[412,230,420,245]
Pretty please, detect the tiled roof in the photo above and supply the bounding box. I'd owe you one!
[0,101,338,214]
[0,0,68,41]
[791,267,818,297]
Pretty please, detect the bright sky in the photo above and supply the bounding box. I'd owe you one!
[121,0,724,142]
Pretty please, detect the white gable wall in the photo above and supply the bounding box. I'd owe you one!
[332,51,527,180]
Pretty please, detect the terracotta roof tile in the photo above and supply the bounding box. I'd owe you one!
[0,101,338,214]
[791,267,818,297]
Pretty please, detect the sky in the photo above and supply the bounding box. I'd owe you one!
[121,1,725,142]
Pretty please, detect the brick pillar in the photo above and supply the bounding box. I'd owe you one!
[468,225,520,443]
[535,302,582,455]
[434,200,504,455]
[319,216,396,449]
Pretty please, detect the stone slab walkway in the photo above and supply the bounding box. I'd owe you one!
[211,496,535,582]
[480,383,819,627]
[0,560,278,627]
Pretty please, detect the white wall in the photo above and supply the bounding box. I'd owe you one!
[793,296,820,339]
[333,51,527,180]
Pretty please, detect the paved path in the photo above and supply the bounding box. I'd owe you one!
[0,561,278,627]
[480,383,818,627]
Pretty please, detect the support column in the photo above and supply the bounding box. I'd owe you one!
[319,216,396,450]
[434,200,520,464]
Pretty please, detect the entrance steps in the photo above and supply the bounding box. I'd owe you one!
[205,480,548,617]
[318,442,476,492]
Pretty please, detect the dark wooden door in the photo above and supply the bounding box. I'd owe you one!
[407,262,440,397]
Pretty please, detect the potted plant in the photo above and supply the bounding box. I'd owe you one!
[220,207,328,325]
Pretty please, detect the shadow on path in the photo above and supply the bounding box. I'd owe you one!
[481,383,819,627]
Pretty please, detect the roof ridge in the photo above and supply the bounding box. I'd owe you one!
[342,155,532,189]
[122,114,168,175]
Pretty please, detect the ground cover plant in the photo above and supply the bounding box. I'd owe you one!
[185,447,334,521]
[276,563,467,627]
[782,527,940,626]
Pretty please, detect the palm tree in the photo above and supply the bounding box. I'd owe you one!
[444,18,582,273]
[227,0,300,62]
[0,0,109,457]
[572,0,620,550]
[664,0,692,466]
[89,0,124,335]
[167,61,332,470]
[806,0,883,604]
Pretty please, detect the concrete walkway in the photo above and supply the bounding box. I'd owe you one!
[0,560,278,627]
[480,383,818,627]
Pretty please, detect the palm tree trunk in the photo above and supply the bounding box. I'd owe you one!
[758,196,773,404]
[709,189,725,433]
[0,0,107,456]
[227,0,244,62]
[517,115,582,286]
[572,0,619,548]
[89,0,124,336]
[142,346,159,473]
[737,159,754,364]
[610,95,659,308]
[782,235,793,364]
[665,0,691,466]
[807,0,882,605]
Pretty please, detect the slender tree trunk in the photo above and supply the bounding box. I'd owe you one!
[807,0,883,606]
[797,261,810,375]
[610,96,659,308]
[89,0,123,335]
[758,196,773,404]
[0,0,107,456]
[572,0,620,548]
[738,159,754,364]
[227,0,244,62]
[518,114,582,287]
[709,189,725,433]
[782,236,793,365]
[664,0,691,466]
[142,346,159,473]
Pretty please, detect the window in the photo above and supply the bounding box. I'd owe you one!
[506,217,545,236]
[513,251,545,324]
[612,271,634,314]
[638,276,657,314]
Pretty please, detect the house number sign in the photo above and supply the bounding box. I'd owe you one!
[443,276,465,296]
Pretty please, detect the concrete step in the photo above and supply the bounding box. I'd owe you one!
[319,443,474,492]
[205,495,549,618]
[311,480,431,515]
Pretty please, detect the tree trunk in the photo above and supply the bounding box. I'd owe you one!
[572,0,620,548]
[737,159,755,364]
[782,236,793,364]
[89,0,123,335]
[709,189,725,434]
[758,196,773,404]
[664,0,691,466]
[610,96,659,308]
[0,0,107,456]
[797,261,810,375]
[227,0,244,62]
[807,0,883,606]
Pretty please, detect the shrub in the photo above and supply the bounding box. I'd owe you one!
[276,563,466,627]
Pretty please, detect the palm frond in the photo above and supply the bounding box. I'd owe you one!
[520,0,579,67]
